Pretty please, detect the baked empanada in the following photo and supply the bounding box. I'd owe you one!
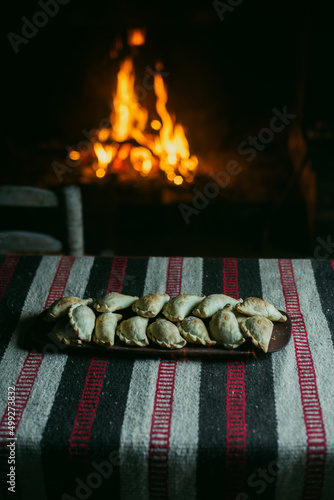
[132,293,170,318]
[68,304,96,343]
[162,294,205,322]
[93,292,139,313]
[234,310,248,326]
[177,316,216,346]
[236,297,287,322]
[116,316,149,347]
[192,294,242,318]
[209,305,246,349]
[92,312,123,347]
[45,296,93,321]
[51,317,80,346]
[240,315,273,353]
[147,318,187,349]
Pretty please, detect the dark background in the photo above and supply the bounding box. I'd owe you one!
[2,0,334,257]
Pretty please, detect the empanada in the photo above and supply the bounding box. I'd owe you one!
[192,294,242,318]
[45,296,93,321]
[177,316,216,346]
[234,310,248,326]
[162,294,205,322]
[51,317,80,346]
[92,312,123,347]
[116,316,149,347]
[209,305,246,349]
[93,292,139,313]
[240,315,273,353]
[132,293,170,318]
[68,304,96,343]
[147,318,187,349]
[236,297,287,322]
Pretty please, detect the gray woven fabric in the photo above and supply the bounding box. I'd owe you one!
[0,255,333,500]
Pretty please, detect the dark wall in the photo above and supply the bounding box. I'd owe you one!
[4,0,331,150]
[2,0,333,258]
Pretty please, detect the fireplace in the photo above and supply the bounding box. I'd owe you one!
[58,54,199,186]
[3,0,333,258]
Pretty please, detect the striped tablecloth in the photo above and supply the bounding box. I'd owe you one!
[0,254,333,500]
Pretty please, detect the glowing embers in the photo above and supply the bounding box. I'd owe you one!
[130,148,155,177]
[72,57,198,185]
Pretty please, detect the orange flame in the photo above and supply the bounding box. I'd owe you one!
[153,74,198,183]
[110,58,150,147]
[128,28,146,47]
[130,147,154,176]
[94,142,114,167]
[86,57,199,183]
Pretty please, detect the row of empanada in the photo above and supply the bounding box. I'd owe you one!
[50,306,274,353]
[44,293,286,353]
[92,291,204,321]
[46,292,286,324]
[91,291,287,324]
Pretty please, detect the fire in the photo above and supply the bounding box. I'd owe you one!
[153,73,198,182]
[150,119,162,131]
[110,58,150,148]
[93,142,113,168]
[127,28,146,47]
[130,147,154,176]
[73,56,198,185]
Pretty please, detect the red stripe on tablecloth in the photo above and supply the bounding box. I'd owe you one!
[68,357,108,458]
[279,259,327,500]
[148,257,183,500]
[68,257,128,460]
[331,260,334,273]
[224,258,247,500]
[223,258,239,299]
[0,255,20,301]
[0,256,75,440]
[106,256,128,293]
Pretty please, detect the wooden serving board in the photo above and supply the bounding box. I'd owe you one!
[26,310,292,361]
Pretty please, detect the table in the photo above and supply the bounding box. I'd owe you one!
[0,254,333,500]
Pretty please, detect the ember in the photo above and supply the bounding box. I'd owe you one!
[70,57,198,185]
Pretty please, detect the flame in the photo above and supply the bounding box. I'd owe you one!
[153,74,198,183]
[128,28,146,47]
[110,58,151,148]
[150,119,162,131]
[93,142,113,169]
[96,168,106,178]
[86,56,198,184]
[69,150,81,161]
[130,147,155,176]
[98,128,110,142]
